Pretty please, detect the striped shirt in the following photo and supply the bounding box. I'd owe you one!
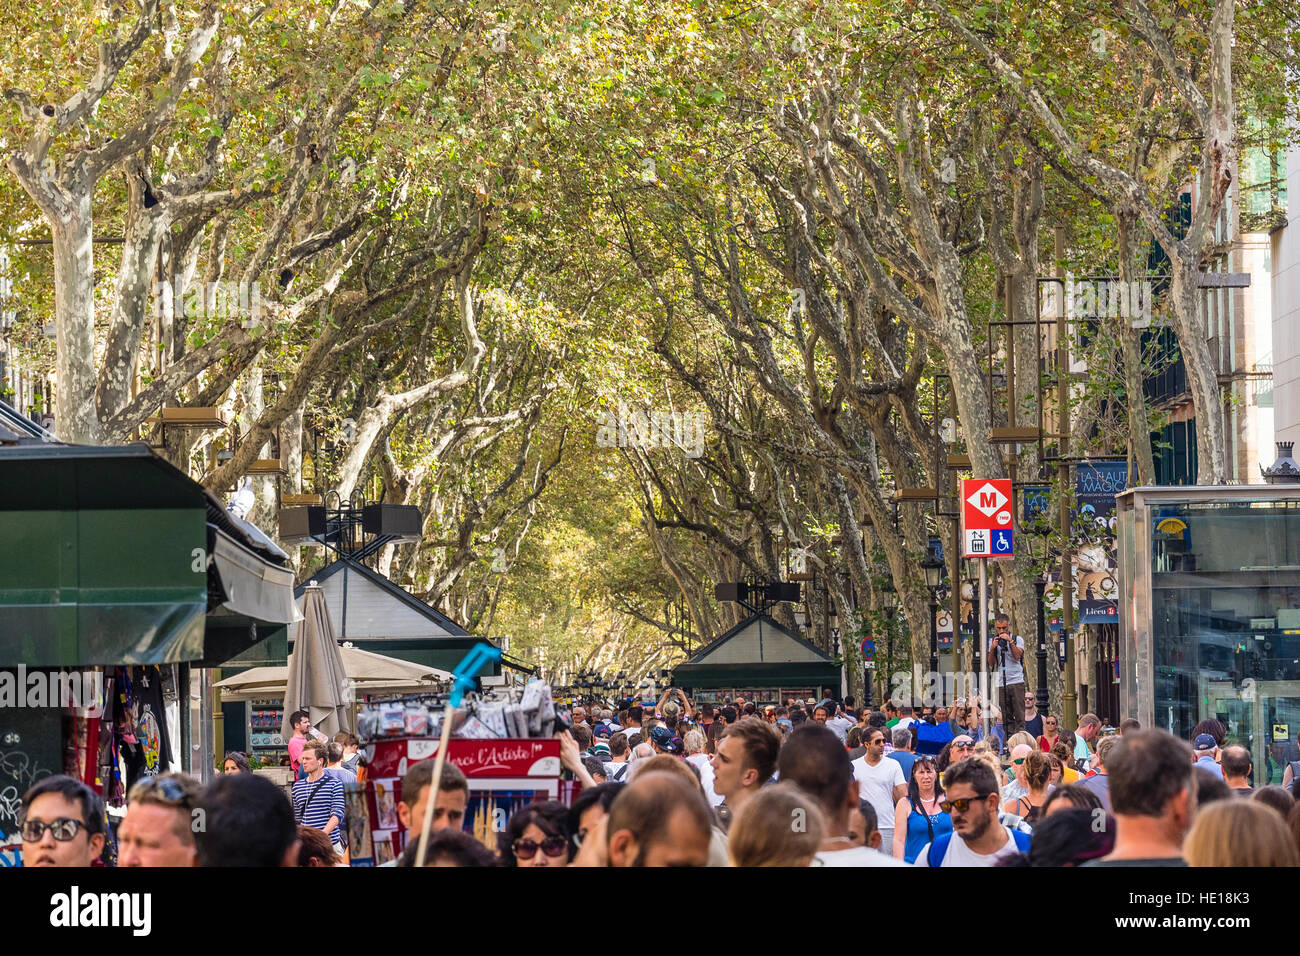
[292,773,346,845]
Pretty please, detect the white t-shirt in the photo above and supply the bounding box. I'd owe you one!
[851,755,906,832]
[991,634,1026,686]
[825,714,855,743]
[915,825,1021,867]
[686,753,725,807]
[815,845,910,867]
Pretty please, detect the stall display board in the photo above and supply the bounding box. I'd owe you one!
[350,737,562,866]
[0,704,62,867]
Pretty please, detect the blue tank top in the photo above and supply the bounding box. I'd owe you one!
[904,799,953,864]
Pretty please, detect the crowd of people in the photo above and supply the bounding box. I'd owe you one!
[15,691,1300,867]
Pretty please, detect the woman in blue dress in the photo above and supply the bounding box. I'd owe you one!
[892,755,953,863]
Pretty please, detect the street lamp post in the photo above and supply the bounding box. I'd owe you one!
[921,549,944,680]
[1035,578,1049,713]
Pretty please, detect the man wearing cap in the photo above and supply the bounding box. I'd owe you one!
[1192,734,1223,779]
[650,725,683,756]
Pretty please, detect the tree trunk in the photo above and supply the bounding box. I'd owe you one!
[51,198,100,444]
[1170,262,1227,483]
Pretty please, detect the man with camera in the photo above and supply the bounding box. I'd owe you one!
[988,613,1026,739]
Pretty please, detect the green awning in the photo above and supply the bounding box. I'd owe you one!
[0,445,295,667]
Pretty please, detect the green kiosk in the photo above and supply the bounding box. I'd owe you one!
[671,613,842,707]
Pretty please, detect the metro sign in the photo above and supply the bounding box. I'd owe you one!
[962,478,1014,558]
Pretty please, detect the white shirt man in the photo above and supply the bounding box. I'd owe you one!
[916,759,1024,867]
[851,726,907,856]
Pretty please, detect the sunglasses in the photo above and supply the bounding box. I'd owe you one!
[1012,757,1026,765]
[135,775,188,803]
[940,794,993,813]
[1046,720,1058,726]
[952,741,974,750]
[513,836,568,860]
[21,818,87,842]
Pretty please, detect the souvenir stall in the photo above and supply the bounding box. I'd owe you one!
[671,613,843,707]
[347,681,565,865]
[0,406,296,865]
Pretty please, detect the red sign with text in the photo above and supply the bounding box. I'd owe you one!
[367,737,562,779]
[961,478,1014,558]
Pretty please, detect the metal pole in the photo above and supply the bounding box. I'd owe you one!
[979,558,990,742]
[929,594,939,677]
[1035,579,1049,713]
[1056,224,1077,728]
[199,667,215,784]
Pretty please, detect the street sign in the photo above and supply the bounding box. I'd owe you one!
[962,478,1014,557]
[861,637,875,660]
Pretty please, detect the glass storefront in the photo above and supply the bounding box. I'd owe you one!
[1118,489,1300,785]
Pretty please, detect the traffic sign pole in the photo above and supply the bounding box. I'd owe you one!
[979,557,989,744]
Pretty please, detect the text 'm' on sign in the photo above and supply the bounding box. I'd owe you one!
[961,478,1014,558]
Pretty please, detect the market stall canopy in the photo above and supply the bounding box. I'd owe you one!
[215,644,451,702]
[281,584,351,737]
[671,613,842,689]
[288,558,498,675]
[0,406,296,667]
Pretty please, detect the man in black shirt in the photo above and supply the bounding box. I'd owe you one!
[1023,690,1044,739]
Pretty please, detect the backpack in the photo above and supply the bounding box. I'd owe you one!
[925,828,1030,866]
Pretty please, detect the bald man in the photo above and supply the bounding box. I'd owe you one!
[607,771,712,867]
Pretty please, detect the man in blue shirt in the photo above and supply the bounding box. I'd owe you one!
[1192,734,1224,780]
[888,725,916,782]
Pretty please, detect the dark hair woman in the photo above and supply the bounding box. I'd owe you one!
[222,751,251,774]
[498,800,573,868]
[1022,808,1114,866]
[892,755,953,864]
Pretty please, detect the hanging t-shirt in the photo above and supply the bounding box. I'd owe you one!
[135,666,173,776]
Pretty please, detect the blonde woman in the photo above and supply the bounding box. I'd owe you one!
[1002,751,1052,824]
[1185,799,1300,867]
[728,782,825,867]
[1006,732,1037,753]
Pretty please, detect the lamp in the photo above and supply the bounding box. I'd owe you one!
[920,548,945,590]
[880,582,900,612]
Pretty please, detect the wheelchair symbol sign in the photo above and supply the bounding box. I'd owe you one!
[992,529,1014,556]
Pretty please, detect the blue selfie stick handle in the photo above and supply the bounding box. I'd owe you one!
[449,644,503,707]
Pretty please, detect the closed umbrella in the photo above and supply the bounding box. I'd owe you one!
[282,582,352,738]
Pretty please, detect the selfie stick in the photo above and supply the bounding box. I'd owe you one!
[414,643,502,867]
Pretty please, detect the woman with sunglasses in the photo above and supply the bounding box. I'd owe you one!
[498,800,573,867]
[893,756,952,864]
[1038,715,1061,752]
